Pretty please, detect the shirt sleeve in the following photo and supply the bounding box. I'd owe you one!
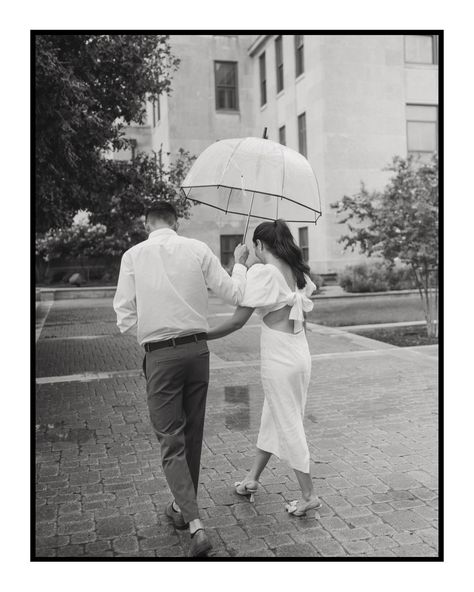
[200,245,247,306]
[241,264,282,308]
[113,250,138,335]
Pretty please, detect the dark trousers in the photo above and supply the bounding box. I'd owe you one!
[144,339,209,524]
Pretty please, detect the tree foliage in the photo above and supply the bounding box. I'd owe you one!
[331,154,438,268]
[36,147,196,262]
[331,154,439,336]
[35,34,180,231]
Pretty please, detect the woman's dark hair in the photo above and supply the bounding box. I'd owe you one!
[253,219,311,289]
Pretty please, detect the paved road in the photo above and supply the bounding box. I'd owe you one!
[35,297,439,558]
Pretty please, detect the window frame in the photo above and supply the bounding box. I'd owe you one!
[220,234,244,269]
[214,61,239,112]
[404,34,439,65]
[275,35,284,93]
[298,227,309,263]
[278,125,286,146]
[294,34,304,77]
[298,112,307,157]
[259,52,267,107]
[129,139,137,161]
[152,97,160,127]
[406,103,438,157]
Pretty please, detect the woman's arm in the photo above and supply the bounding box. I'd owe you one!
[207,306,255,340]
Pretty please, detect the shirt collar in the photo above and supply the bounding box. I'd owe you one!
[148,228,176,240]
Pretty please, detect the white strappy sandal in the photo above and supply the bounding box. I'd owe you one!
[285,498,322,517]
[234,480,259,503]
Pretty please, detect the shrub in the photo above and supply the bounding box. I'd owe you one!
[309,273,325,294]
[331,154,438,336]
[338,262,416,293]
[36,215,145,263]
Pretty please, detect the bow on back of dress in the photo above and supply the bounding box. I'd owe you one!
[286,291,313,333]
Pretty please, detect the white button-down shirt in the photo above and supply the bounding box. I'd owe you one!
[113,228,247,345]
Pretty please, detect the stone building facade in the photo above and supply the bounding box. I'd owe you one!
[114,33,439,275]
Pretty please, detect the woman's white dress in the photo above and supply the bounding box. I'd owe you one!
[241,264,316,473]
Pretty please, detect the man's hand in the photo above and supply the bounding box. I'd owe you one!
[234,243,249,265]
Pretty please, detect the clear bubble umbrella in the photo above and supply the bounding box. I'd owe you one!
[180,135,322,240]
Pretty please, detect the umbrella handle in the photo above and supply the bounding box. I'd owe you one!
[243,191,255,243]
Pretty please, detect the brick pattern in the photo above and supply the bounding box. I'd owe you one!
[35,299,439,558]
[36,335,142,377]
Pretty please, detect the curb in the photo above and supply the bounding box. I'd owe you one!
[36,286,424,302]
[36,286,116,301]
[312,288,422,300]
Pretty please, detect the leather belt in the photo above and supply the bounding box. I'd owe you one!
[144,333,207,352]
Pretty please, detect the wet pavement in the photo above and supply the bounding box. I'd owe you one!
[35,297,439,558]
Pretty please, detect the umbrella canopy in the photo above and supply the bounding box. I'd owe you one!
[180,137,322,224]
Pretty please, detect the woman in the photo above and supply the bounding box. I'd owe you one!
[207,220,321,517]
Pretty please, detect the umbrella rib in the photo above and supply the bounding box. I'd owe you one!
[181,197,316,222]
[225,188,233,213]
[279,146,286,221]
[218,137,247,187]
[314,170,322,214]
[182,184,322,214]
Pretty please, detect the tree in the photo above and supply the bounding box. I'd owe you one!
[331,154,439,337]
[35,147,196,279]
[35,34,180,231]
[90,146,195,241]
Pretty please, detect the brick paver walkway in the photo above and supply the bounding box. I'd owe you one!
[35,297,439,558]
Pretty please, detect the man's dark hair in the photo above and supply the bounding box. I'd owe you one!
[145,201,178,226]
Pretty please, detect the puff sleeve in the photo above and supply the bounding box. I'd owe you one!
[303,274,317,297]
[240,264,282,309]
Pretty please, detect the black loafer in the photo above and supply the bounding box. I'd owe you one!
[189,529,212,558]
[165,501,187,530]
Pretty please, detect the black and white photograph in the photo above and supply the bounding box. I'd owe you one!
[33,30,441,561]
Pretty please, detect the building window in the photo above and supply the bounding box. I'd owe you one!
[405,35,438,65]
[406,104,438,161]
[279,125,286,146]
[215,61,238,111]
[259,52,267,106]
[298,112,307,157]
[298,227,309,262]
[220,235,243,271]
[295,34,304,77]
[275,35,284,93]
[129,139,137,161]
[152,97,160,127]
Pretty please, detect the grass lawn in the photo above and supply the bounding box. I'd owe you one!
[349,324,438,347]
[308,293,425,327]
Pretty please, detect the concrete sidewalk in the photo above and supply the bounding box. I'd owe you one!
[35,298,439,558]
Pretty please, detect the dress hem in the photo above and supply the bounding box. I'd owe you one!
[256,444,310,474]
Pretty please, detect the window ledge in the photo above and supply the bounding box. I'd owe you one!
[216,109,240,114]
[260,103,268,112]
[404,63,438,69]
[276,89,285,99]
[295,73,305,83]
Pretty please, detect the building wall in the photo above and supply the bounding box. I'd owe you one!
[117,34,438,273]
[163,34,259,258]
[320,34,408,272]
[250,34,328,272]
[250,34,438,274]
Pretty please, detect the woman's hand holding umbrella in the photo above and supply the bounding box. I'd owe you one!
[234,243,249,266]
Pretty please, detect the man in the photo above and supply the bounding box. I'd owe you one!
[113,201,248,557]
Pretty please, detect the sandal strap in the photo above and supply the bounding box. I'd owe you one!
[190,528,204,538]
